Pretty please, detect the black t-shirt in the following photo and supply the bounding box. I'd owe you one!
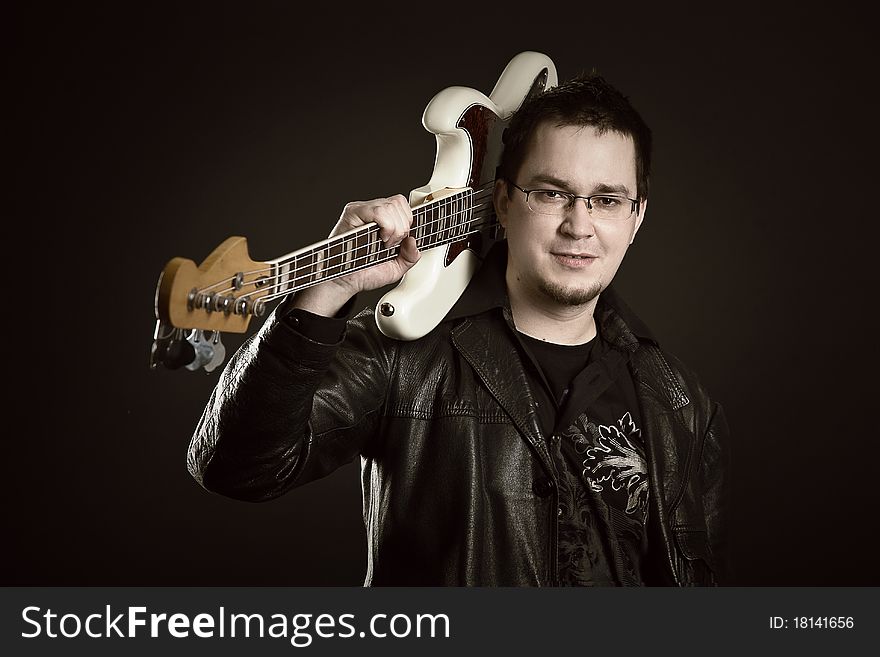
[515,327,649,586]
[516,331,595,406]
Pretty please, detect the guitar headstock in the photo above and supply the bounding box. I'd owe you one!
[151,236,275,372]
[155,236,273,334]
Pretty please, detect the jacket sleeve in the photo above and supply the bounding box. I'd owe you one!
[637,344,733,587]
[701,399,732,585]
[186,306,396,502]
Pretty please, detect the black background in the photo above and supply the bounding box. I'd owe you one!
[6,2,877,586]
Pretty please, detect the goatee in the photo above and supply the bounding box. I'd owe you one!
[538,279,602,307]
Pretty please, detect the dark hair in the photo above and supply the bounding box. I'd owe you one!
[497,72,652,202]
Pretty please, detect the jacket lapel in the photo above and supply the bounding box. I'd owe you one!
[632,344,694,514]
[450,312,555,477]
[631,344,701,585]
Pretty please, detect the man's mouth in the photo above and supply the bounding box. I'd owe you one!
[552,252,598,267]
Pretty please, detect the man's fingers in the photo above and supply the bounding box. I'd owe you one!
[336,196,414,248]
[392,195,413,245]
[397,236,420,267]
[376,196,412,246]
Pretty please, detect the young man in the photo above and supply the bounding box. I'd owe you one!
[188,74,730,586]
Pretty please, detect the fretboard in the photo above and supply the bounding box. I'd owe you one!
[266,188,495,296]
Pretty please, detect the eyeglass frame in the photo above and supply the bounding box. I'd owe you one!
[505,180,640,219]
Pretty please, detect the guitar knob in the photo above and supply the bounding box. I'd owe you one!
[379,302,395,317]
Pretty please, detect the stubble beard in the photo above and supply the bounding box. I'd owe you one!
[537,277,603,307]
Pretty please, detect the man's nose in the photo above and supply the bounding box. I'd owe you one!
[559,199,596,239]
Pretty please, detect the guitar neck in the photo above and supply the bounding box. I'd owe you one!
[264,187,496,299]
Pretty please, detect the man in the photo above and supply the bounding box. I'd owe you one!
[187,74,730,586]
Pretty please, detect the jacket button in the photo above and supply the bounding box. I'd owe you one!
[532,478,553,498]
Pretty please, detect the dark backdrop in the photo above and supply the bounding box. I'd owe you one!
[7,2,877,586]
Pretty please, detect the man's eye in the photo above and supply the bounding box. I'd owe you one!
[594,196,622,208]
[536,190,567,202]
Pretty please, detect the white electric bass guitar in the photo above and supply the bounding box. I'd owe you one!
[152,51,558,371]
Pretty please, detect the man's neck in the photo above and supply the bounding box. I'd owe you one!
[506,276,599,346]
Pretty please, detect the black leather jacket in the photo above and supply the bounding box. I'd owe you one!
[188,244,731,586]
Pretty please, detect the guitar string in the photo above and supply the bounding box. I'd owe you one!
[207,202,497,301]
[250,215,501,307]
[196,187,495,293]
[268,200,496,286]
[191,213,500,316]
[237,213,499,309]
[195,199,496,299]
[254,191,494,285]
[248,210,497,297]
[169,211,501,332]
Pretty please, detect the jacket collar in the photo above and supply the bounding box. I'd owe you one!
[445,239,659,350]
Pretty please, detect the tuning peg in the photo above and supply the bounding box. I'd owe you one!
[185,330,216,371]
[160,338,197,370]
[204,332,226,373]
[150,321,197,370]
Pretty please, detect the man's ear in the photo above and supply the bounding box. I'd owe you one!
[493,179,510,228]
[630,198,648,244]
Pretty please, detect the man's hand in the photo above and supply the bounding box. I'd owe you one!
[292,195,421,317]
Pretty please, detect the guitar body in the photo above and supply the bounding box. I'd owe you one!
[376,51,557,340]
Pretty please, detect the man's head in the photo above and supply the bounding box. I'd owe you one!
[497,73,652,203]
[493,73,652,313]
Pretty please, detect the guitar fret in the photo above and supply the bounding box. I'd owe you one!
[449,196,456,241]
[340,235,351,274]
[325,239,341,278]
[445,196,453,242]
[305,249,319,286]
[369,227,380,263]
[266,262,282,297]
[354,231,368,269]
[288,254,299,288]
[462,189,473,236]
[348,233,360,271]
[449,196,457,240]
[434,201,443,245]
[436,198,443,244]
[414,207,423,245]
[420,205,431,247]
[279,259,293,293]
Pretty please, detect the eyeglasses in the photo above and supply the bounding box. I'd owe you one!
[507,180,639,220]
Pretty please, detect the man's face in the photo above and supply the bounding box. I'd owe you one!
[494,122,646,311]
